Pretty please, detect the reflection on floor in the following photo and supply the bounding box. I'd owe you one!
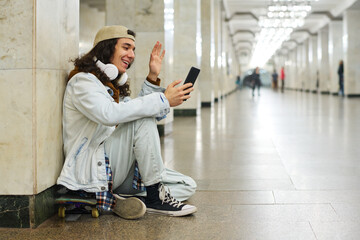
[1,88,360,240]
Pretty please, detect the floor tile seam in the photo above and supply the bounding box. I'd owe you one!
[271,135,295,190]
[273,201,360,205]
[272,190,276,204]
[200,202,360,206]
[198,189,297,191]
[194,177,293,180]
[308,221,319,240]
[195,190,288,193]
[229,203,335,206]
[272,190,360,204]
[273,189,360,192]
[224,219,337,224]
[196,190,273,192]
[329,203,341,219]
[309,220,360,224]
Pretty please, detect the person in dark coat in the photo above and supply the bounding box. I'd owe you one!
[338,60,344,96]
[251,67,261,97]
[272,69,278,89]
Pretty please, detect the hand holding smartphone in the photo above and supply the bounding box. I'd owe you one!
[183,67,200,100]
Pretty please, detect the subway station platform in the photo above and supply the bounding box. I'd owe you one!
[1,88,360,239]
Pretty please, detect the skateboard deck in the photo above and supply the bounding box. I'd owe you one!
[55,195,99,218]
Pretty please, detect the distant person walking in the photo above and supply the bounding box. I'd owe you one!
[272,69,278,90]
[251,67,261,97]
[280,66,285,93]
[338,60,344,96]
[236,75,242,89]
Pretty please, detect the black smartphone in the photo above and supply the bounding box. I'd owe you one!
[183,67,200,100]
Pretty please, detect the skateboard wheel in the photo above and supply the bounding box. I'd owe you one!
[58,206,66,218]
[91,208,99,218]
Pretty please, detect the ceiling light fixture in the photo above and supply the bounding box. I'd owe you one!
[250,0,316,67]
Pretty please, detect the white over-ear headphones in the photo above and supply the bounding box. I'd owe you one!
[118,72,128,86]
[94,57,118,81]
[94,57,128,86]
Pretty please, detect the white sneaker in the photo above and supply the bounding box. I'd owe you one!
[112,194,146,220]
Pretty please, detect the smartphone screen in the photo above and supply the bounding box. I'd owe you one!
[183,67,200,100]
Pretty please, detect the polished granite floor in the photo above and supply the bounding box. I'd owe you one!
[1,88,360,239]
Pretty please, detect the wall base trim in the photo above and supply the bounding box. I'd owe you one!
[174,109,197,117]
[157,122,173,136]
[0,185,58,228]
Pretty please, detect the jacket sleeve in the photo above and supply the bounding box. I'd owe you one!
[138,79,166,96]
[70,73,170,126]
[138,79,170,120]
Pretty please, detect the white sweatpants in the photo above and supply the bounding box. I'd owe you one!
[104,117,196,201]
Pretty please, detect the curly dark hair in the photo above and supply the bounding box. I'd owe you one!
[71,30,136,97]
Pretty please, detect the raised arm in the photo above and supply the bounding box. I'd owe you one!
[147,41,165,82]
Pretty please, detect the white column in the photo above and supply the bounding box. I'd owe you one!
[221,28,238,95]
[343,9,360,96]
[303,40,310,91]
[200,0,214,107]
[227,34,239,93]
[328,21,343,94]
[296,44,303,90]
[285,50,290,89]
[219,9,227,97]
[213,0,222,101]
[172,0,201,116]
[318,26,330,94]
[288,49,297,89]
[308,35,318,93]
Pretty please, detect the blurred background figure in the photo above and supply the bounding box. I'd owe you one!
[338,60,344,96]
[251,67,262,97]
[272,69,278,90]
[280,66,285,93]
[236,74,242,90]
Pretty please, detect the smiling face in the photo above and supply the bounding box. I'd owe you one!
[110,38,135,74]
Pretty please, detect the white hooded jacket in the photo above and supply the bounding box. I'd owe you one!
[57,72,170,192]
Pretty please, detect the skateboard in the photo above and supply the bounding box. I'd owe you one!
[55,194,100,218]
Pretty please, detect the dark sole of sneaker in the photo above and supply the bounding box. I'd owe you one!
[113,196,146,220]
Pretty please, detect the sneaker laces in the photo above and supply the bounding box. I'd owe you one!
[158,184,184,208]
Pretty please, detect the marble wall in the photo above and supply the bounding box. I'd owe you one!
[0,0,79,195]
[0,0,34,194]
[79,3,105,55]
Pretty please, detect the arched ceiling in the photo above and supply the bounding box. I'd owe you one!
[223,0,360,65]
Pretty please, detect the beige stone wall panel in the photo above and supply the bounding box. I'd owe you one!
[0,0,33,69]
[0,69,34,195]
